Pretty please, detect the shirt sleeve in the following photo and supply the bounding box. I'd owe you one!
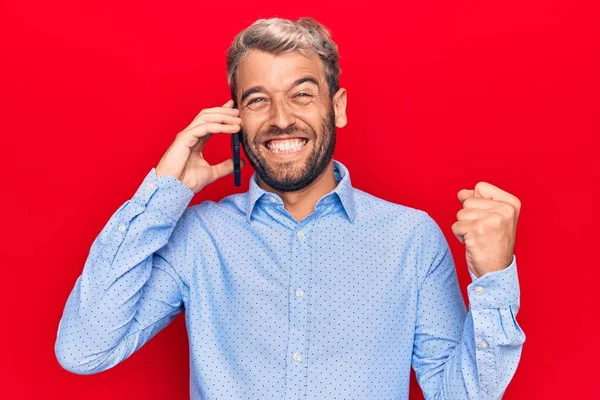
[54,168,195,374]
[411,213,525,399]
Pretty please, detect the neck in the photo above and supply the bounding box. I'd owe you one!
[257,161,337,222]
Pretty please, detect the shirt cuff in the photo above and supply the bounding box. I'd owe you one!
[467,255,520,309]
[132,168,195,222]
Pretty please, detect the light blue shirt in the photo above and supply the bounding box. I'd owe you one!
[55,160,525,399]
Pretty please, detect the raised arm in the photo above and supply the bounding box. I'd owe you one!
[413,182,525,399]
[411,214,525,399]
[55,100,244,374]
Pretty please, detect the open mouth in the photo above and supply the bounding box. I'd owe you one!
[264,138,309,154]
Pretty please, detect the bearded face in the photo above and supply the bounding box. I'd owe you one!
[240,104,336,192]
[235,49,346,192]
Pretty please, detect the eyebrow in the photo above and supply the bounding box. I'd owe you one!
[240,77,320,104]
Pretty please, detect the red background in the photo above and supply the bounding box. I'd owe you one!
[2,0,599,398]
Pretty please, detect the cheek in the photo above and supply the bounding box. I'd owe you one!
[295,110,325,133]
[240,120,261,143]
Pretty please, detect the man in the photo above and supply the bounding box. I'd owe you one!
[55,17,525,399]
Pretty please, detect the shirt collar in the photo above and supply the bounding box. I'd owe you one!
[245,159,357,223]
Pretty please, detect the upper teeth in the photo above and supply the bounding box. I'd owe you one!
[266,138,307,153]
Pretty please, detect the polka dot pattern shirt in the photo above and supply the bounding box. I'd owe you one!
[55,160,525,399]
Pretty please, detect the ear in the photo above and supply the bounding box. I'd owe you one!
[332,88,347,128]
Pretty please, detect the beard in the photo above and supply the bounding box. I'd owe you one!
[240,105,337,192]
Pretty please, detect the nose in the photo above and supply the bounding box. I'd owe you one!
[268,99,296,130]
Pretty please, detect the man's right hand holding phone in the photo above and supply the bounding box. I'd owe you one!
[155,99,245,193]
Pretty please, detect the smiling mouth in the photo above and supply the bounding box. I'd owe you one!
[264,138,309,154]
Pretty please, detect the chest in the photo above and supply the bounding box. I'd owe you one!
[186,220,420,339]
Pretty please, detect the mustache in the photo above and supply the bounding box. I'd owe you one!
[263,126,302,136]
[253,126,315,143]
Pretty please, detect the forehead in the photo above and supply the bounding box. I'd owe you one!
[236,49,325,93]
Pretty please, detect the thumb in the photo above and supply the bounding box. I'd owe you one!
[223,99,235,108]
[210,158,246,183]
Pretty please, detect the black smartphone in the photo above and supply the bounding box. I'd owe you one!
[231,103,241,186]
[231,133,241,186]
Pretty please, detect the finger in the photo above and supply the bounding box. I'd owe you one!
[188,122,241,138]
[178,123,241,149]
[190,133,210,154]
[457,189,474,204]
[210,158,247,183]
[462,197,513,211]
[456,208,493,221]
[451,219,475,242]
[197,107,240,118]
[451,224,465,244]
[473,181,521,210]
[190,113,242,127]
[223,99,234,108]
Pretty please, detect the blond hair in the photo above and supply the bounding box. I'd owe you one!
[226,17,341,103]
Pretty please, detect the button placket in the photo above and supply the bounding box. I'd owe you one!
[285,225,312,399]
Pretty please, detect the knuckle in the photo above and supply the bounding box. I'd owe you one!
[514,197,522,211]
[451,221,459,232]
[490,213,504,227]
[499,203,514,217]
[474,220,486,235]
[190,118,205,128]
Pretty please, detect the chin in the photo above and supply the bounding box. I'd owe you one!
[269,164,309,185]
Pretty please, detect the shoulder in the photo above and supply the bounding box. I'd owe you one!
[353,188,430,228]
[162,193,248,271]
[351,188,448,249]
[179,192,248,227]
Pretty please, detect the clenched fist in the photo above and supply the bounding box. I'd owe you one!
[451,182,521,278]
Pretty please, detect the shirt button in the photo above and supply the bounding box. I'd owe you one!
[118,224,126,232]
[269,196,277,203]
[479,341,489,349]
[295,289,304,298]
[475,286,485,295]
[293,352,302,362]
[147,182,156,189]
[296,231,305,239]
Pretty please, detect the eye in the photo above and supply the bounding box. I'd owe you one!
[245,97,269,110]
[248,97,265,105]
[293,93,314,105]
